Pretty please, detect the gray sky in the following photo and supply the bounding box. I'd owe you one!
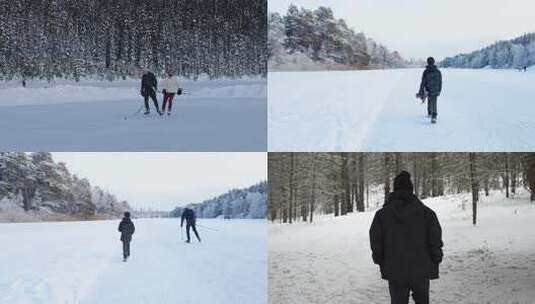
[269,0,535,60]
[52,153,267,211]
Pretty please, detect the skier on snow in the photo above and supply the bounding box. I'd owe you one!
[416,57,442,124]
[369,171,443,304]
[181,207,201,243]
[118,211,136,262]
[140,68,163,116]
[162,71,181,115]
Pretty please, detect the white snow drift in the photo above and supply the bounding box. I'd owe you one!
[268,68,535,151]
[0,78,266,151]
[269,191,535,304]
[0,219,267,304]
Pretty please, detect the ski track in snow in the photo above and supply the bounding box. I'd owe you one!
[268,192,535,304]
[268,69,535,151]
[0,219,267,304]
[0,79,266,151]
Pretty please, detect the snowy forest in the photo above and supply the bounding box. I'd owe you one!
[0,152,131,222]
[268,153,535,224]
[441,33,535,69]
[170,181,267,219]
[0,0,267,81]
[268,6,409,71]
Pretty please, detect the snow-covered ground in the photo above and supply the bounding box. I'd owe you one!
[0,78,266,151]
[269,191,535,304]
[0,219,267,304]
[268,69,535,151]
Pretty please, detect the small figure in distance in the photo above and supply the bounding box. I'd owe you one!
[417,57,442,124]
[181,207,201,243]
[118,211,136,262]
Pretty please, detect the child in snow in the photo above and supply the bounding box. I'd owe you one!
[118,212,135,262]
[162,72,181,115]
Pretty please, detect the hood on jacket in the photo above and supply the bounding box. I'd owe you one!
[384,191,421,223]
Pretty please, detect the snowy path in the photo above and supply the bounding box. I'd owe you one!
[0,219,267,304]
[268,69,535,151]
[0,79,266,151]
[268,192,535,304]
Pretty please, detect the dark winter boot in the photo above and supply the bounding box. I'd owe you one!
[431,117,437,124]
[144,111,150,115]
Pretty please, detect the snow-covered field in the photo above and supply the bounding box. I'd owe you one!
[0,78,266,151]
[0,219,267,304]
[269,191,535,304]
[268,69,535,151]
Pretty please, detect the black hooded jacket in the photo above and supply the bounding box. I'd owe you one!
[141,72,158,96]
[419,64,442,97]
[369,191,443,281]
[181,208,196,226]
[118,217,135,242]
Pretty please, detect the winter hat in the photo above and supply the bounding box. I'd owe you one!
[393,170,414,193]
[124,211,131,218]
[427,57,435,66]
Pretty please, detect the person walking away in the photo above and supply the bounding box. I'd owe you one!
[369,171,443,304]
[162,72,181,115]
[140,68,162,116]
[417,57,442,124]
[118,212,136,262]
[181,208,201,243]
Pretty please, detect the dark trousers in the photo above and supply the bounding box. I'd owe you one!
[186,223,201,242]
[388,279,429,304]
[162,93,175,111]
[122,240,130,258]
[427,96,437,119]
[143,89,160,112]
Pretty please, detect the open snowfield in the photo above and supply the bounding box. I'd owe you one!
[269,191,535,304]
[0,219,267,304]
[0,78,266,151]
[269,69,535,151]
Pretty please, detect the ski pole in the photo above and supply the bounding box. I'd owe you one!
[196,223,219,231]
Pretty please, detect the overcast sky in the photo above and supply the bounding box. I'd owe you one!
[269,0,535,60]
[52,153,267,211]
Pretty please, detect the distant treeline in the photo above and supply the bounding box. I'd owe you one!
[170,182,267,219]
[0,0,267,81]
[441,33,535,69]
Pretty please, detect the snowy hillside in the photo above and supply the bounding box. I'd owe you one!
[170,182,267,219]
[268,68,535,151]
[0,78,267,151]
[0,218,267,304]
[268,7,406,71]
[441,33,535,69]
[0,152,130,222]
[269,191,535,304]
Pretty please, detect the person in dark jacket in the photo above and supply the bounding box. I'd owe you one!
[417,57,442,124]
[370,171,443,304]
[140,68,162,116]
[181,208,201,243]
[118,211,136,262]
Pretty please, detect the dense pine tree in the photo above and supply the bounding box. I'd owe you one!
[0,0,267,81]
